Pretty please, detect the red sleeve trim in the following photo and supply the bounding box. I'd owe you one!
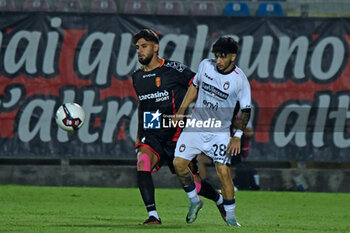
[188,76,195,87]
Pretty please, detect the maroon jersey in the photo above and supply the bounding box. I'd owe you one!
[132,59,194,139]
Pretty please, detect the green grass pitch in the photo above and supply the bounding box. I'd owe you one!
[1,185,350,233]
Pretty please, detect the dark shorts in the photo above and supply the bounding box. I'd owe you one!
[136,131,198,174]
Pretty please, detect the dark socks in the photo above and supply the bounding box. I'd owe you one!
[137,171,156,212]
[198,180,220,202]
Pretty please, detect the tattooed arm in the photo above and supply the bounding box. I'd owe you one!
[233,109,251,131]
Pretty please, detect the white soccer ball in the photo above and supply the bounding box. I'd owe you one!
[55,103,85,132]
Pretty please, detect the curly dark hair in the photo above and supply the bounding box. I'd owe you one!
[212,36,238,55]
[132,29,159,44]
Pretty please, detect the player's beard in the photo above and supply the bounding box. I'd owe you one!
[217,62,234,74]
[138,54,153,65]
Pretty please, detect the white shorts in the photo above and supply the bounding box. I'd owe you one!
[174,131,232,165]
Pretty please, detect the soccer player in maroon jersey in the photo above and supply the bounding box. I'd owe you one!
[131,29,225,225]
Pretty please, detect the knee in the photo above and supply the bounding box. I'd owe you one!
[173,157,181,169]
[173,158,187,174]
[218,169,230,177]
[216,165,231,180]
[137,153,152,172]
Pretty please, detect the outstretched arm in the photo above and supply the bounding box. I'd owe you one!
[173,84,198,121]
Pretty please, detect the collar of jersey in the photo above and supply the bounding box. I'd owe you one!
[141,59,165,71]
[217,64,236,75]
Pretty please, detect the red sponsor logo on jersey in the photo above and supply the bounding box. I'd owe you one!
[155,77,161,87]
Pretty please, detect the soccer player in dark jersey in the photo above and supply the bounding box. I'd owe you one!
[132,29,225,225]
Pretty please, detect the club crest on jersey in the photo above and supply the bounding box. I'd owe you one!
[155,77,161,87]
[179,144,186,152]
[223,82,230,90]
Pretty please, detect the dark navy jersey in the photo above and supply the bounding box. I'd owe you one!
[132,59,195,138]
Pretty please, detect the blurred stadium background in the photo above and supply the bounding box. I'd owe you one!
[1,0,350,17]
[1,0,350,193]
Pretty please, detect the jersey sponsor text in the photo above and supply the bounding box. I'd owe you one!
[138,90,169,102]
[202,82,229,100]
[203,99,218,111]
